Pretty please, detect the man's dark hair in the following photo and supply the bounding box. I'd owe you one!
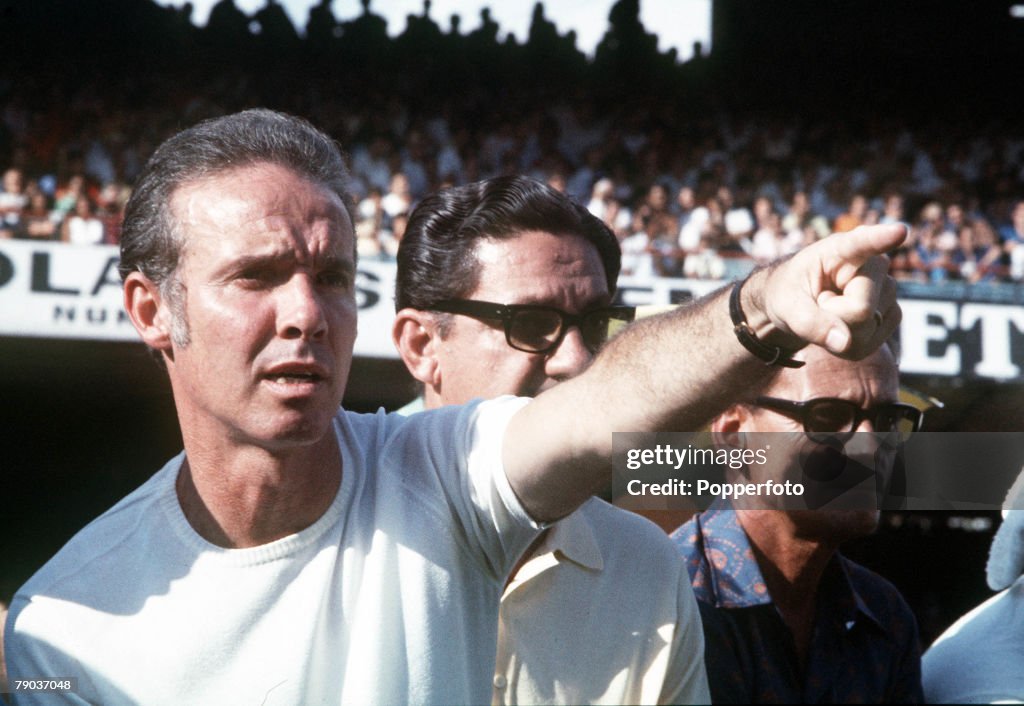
[119,109,355,293]
[395,175,621,317]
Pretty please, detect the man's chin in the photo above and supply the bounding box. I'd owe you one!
[252,411,338,451]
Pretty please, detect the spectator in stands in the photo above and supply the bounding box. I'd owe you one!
[675,185,699,235]
[751,195,775,233]
[586,177,615,222]
[834,192,869,233]
[955,219,1003,283]
[782,190,830,242]
[586,178,631,241]
[391,175,710,705]
[679,193,719,256]
[683,225,727,280]
[916,201,945,232]
[671,342,924,703]
[880,192,909,229]
[61,194,104,245]
[1,4,1022,287]
[625,184,685,278]
[751,211,800,265]
[381,171,414,222]
[399,130,432,199]
[719,184,755,253]
[435,125,468,185]
[351,133,393,195]
[886,198,919,281]
[809,175,846,225]
[355,187,385,258]
[52,175,87,218]
[863,202,881,227]
[17,191,60,240]
[944,202,967,237]
[0,168,27,238]
[889,243,917,282]
[567,147,604,202]
[619,211,654,278]
[385,211,408,259]
[643,184,679,241]
[999,199,1024,281]
[909,221,957,284]
[649,215,686,278]
[96,182,129,245]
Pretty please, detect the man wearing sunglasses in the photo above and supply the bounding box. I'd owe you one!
[393,175,711,704]
[670,343,924,703]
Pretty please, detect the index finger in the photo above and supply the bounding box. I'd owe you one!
[829,224,907,269]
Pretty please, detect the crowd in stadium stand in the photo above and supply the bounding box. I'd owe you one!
[3,108,1023,288]
[2,0,1024,287]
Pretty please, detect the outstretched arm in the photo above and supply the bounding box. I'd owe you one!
[504,224,906,521]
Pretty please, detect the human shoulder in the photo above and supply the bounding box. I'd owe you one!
[343,396,527,437]
[339,397,538,572]
[334,402,472,464]
[923,581,1024,703]
[14,454,182,599]
[578,498,688,569]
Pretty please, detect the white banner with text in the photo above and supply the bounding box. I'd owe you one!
[1,241,1022,379]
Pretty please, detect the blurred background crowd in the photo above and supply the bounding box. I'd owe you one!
[3,0,1024,290]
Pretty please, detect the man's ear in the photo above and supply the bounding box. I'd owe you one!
[710,404,749,450]
[392,308,441,386]
[124,271,174,352]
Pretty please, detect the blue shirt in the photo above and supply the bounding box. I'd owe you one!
[999,223,1024,245]
[671,504,923,703]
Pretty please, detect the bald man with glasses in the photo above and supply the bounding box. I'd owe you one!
[670,342,924,703]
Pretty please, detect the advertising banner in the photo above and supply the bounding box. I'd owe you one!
[2,241,1022,378]
[0,240,399,359]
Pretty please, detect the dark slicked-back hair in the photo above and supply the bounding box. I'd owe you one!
[395,175,621,314]
[119,109,355,290]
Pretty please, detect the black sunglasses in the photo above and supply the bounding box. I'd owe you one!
[754,396,923,442]
[427,299,635,354]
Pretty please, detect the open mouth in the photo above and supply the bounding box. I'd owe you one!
[267,372,323,384]
[261,361,330,387]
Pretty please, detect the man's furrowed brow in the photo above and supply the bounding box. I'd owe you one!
[319,253,356,275]
[513,293,612,310]
[229,251,293,270]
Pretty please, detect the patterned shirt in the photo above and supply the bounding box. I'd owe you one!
[671,504,923,703]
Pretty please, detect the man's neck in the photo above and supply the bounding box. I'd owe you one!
[176,432,342,549]
[738,510,838,668]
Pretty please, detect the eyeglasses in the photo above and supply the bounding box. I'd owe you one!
[427,299,636,354]
[754,396,923,442]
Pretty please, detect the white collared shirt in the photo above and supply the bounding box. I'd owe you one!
[494,497,710,705]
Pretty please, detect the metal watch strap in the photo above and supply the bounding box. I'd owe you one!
[728,276,805,368]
